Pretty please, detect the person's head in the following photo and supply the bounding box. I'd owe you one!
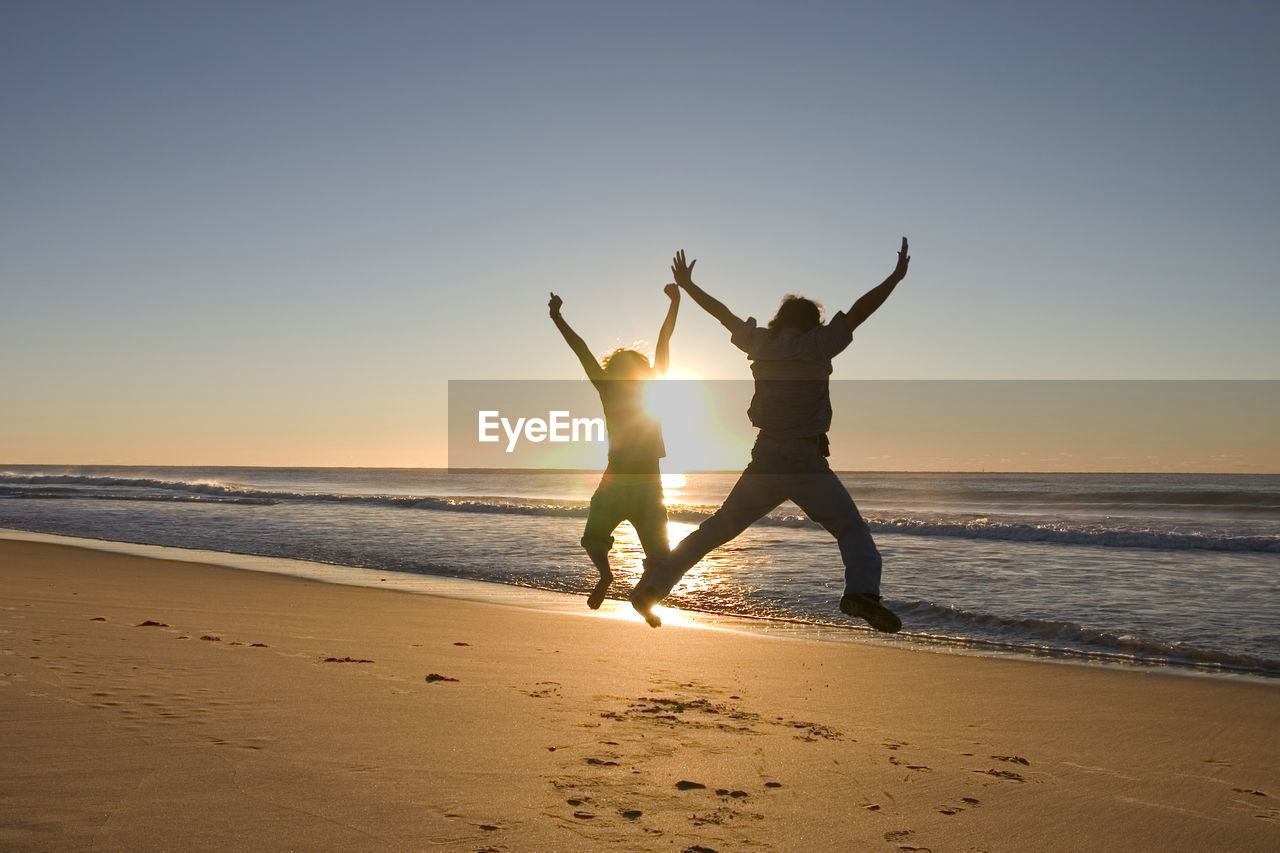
[768,295,822,333]
[601,348,651,379]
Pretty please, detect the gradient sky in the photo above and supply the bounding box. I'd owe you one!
[2,1,1277,467]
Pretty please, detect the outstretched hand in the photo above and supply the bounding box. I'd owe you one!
[892,237,911,280]
[671,250,696,288]
[548,292,563,318]
[664,283,680,301]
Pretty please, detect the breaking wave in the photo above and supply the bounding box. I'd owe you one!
[2,472,1277,554]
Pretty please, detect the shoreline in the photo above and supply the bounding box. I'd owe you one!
[1,536,1276,851]
[1,527,1274,682]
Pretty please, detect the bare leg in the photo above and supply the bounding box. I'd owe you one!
[628,490,671,628]
[583,545,613,610]
[580,478,623,610]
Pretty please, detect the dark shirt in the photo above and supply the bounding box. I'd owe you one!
[591,377,666,475]
[730,312,853,438]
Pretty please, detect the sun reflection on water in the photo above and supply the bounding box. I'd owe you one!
[604,517,735,607]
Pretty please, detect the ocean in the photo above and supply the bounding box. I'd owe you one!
[1,466,1277,677]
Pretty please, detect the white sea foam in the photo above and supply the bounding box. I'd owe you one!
[3,472,1276,553]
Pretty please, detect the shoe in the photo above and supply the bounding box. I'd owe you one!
[839,594,902,634]
[626,557,670,628]
[628,585,662,628]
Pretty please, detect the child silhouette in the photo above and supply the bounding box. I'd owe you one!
[549,285,680,621]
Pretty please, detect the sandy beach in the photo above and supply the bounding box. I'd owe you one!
[1,538,1276,852]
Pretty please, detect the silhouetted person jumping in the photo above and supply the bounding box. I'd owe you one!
[631,240,911,632]
[549,286,680,610]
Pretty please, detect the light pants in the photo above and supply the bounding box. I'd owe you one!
[647,435,882,599]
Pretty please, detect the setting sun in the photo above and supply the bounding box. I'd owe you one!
[645,372,750,473]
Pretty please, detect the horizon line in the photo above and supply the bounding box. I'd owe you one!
[2,464,1277,476]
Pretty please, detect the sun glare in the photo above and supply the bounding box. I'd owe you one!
[594,599,695,628]
[645,371,728,474]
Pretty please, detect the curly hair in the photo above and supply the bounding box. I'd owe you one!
[601,348,651,378]
[768,295,823,333]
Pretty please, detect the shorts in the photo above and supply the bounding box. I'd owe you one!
[580,474,671,559]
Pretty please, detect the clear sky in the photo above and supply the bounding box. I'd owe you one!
[2,1,1277,467]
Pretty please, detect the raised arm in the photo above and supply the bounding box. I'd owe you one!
[845,237,911,331]
[653,284,681,375]
[548,293,605,382]
[671,249,742,333]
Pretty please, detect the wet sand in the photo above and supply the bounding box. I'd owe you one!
[1,538,1276,851]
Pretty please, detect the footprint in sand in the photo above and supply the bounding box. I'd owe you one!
[523,682,561,698]
[938,796,981,815]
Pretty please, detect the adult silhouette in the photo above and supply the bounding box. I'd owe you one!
[631,241,910,632]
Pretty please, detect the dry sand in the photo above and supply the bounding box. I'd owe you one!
[1,537,1276,851]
